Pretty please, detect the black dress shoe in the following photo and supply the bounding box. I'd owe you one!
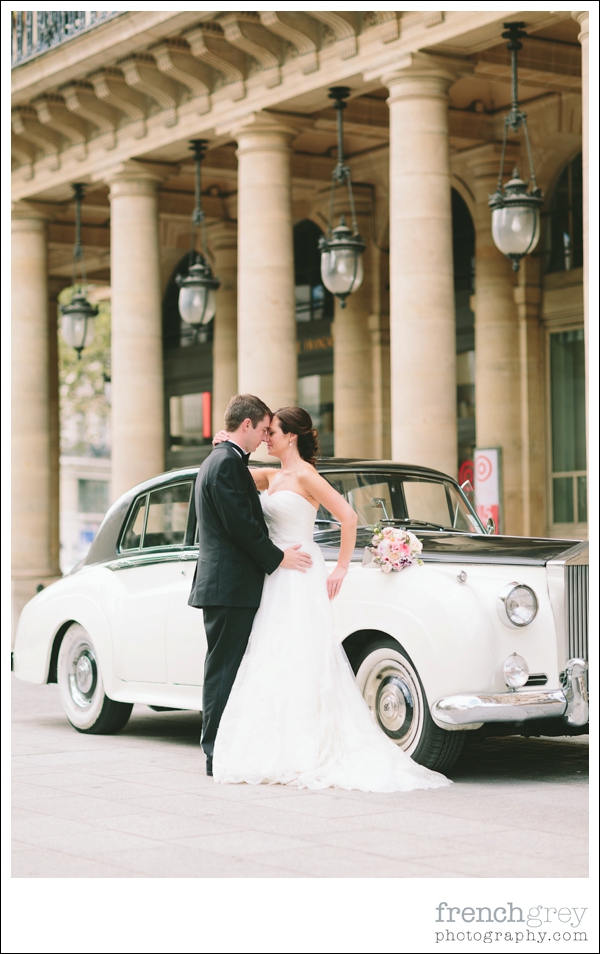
[206,759,213,777]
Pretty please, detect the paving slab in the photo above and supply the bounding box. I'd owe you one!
[11,675,588,878]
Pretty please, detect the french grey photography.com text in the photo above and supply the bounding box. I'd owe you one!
[434,903,588,945]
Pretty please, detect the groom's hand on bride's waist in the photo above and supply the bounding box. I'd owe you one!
[281,544,313,572]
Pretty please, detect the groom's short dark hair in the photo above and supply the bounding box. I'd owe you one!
[224,394,272,431]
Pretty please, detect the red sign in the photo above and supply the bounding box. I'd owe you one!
[474,447,502,533]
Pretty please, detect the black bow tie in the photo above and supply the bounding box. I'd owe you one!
[226,442,250,465]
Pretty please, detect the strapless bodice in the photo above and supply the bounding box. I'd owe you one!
[260,490,317,548]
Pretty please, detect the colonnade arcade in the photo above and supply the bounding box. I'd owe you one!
[11,11,589,627]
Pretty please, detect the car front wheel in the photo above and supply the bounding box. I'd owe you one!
[349,636,465,773]
[57,624,133,734]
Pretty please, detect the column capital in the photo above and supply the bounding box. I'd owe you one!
[206,219,238,250]
[465,141,521,188]
[219,110,300,151]
[11,200,55,228]
[315,181,373,221]
[365,52,469,100]
[572,11,589,41]
[93,159,177,197]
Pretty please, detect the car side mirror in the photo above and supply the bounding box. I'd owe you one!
[485,516,496,535]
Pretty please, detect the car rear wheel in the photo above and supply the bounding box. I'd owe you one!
[57,624,133,734]
[348,636,465,773]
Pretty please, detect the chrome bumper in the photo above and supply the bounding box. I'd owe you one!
[433,658,588,728]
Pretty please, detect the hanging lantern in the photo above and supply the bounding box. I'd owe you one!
[177,261,219,326]
[319,87,365,308]
[60,183,98,359]
[60,292,98,354]
[488,23,543,271]
[176,140,220,331]
[489,172,542,267]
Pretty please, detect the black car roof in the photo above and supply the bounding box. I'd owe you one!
[82,458,460,567]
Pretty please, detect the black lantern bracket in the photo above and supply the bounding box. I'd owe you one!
[60,182,99,359]
[488,22,544,271]
[319,87,366,308]
[175,139,220,337]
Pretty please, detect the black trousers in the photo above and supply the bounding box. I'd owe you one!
[201,605,258,760]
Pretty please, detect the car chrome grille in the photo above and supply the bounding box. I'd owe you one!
[566,564,588,662]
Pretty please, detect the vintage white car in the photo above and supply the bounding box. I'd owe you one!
[13,460,589,772]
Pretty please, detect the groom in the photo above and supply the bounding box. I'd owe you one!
[188,393,313,775]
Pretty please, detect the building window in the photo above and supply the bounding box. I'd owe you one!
[169,392,212,451]
[77,479,109,514]
[543,153,583,274]
[549,328,587,527]
[298,374,334,456]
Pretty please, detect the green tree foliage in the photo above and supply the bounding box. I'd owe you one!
[57,286,111,457]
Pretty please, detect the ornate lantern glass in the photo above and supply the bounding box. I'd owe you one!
[490,175,542,264]
[60,292,98,353]
[320,218,365,299]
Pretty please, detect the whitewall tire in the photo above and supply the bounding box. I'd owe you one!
[57,624,133,734]
[350,636,465,772]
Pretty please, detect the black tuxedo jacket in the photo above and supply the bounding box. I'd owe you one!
[188,442,284,608]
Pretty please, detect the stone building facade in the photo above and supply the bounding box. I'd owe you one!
[11,10,590,629]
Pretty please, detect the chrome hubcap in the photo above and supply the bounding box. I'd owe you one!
[376,674,413,738]
[361,656,422,750]
[68,640,98,709]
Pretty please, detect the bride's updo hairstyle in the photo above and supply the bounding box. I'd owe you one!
[274,407,320,467]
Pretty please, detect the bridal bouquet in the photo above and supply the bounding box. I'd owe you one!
[367,525,423,573]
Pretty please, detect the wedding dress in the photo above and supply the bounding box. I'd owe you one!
[213,490,451,791]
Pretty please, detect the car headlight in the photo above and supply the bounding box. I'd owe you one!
[497,583,538,627]
[503,653,530,689]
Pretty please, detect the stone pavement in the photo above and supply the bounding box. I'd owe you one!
[11,676,588,878]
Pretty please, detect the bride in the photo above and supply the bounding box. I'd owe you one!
[212,407,450,792]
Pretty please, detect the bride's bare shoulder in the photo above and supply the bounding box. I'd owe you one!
[297,462,324,488]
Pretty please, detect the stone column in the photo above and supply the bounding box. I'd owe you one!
[207,220,238,430]
[11,204,61,639]
[573,11,589,444]
[469,145,523,534]
[378,55,458,476]
[232,112,298,412]
[101,161,170,500]
[48,279,63,576]
[331,187,374,458]
[514,258,545,537]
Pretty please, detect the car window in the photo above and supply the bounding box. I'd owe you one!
[121,495,147,550]
[143,483,193,549]
[347,481,395,526]
[318,472,482,532]
[403,479,451,527]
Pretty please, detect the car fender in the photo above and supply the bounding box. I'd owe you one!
[13,578,115,690]
[333,562,496,703]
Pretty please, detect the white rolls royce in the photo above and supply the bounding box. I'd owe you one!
[12,459,588,772]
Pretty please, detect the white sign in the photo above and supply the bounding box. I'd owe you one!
[474,447,502,533]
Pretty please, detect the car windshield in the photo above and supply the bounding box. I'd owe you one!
[317,472,484,533]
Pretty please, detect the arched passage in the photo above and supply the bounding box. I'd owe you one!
[162,254,213,470]
[294,219,335,455]
[452,188,476,480]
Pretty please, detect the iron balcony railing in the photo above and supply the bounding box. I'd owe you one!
[11,11,121,67]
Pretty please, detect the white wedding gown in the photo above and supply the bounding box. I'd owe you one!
[213,490,451,792]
